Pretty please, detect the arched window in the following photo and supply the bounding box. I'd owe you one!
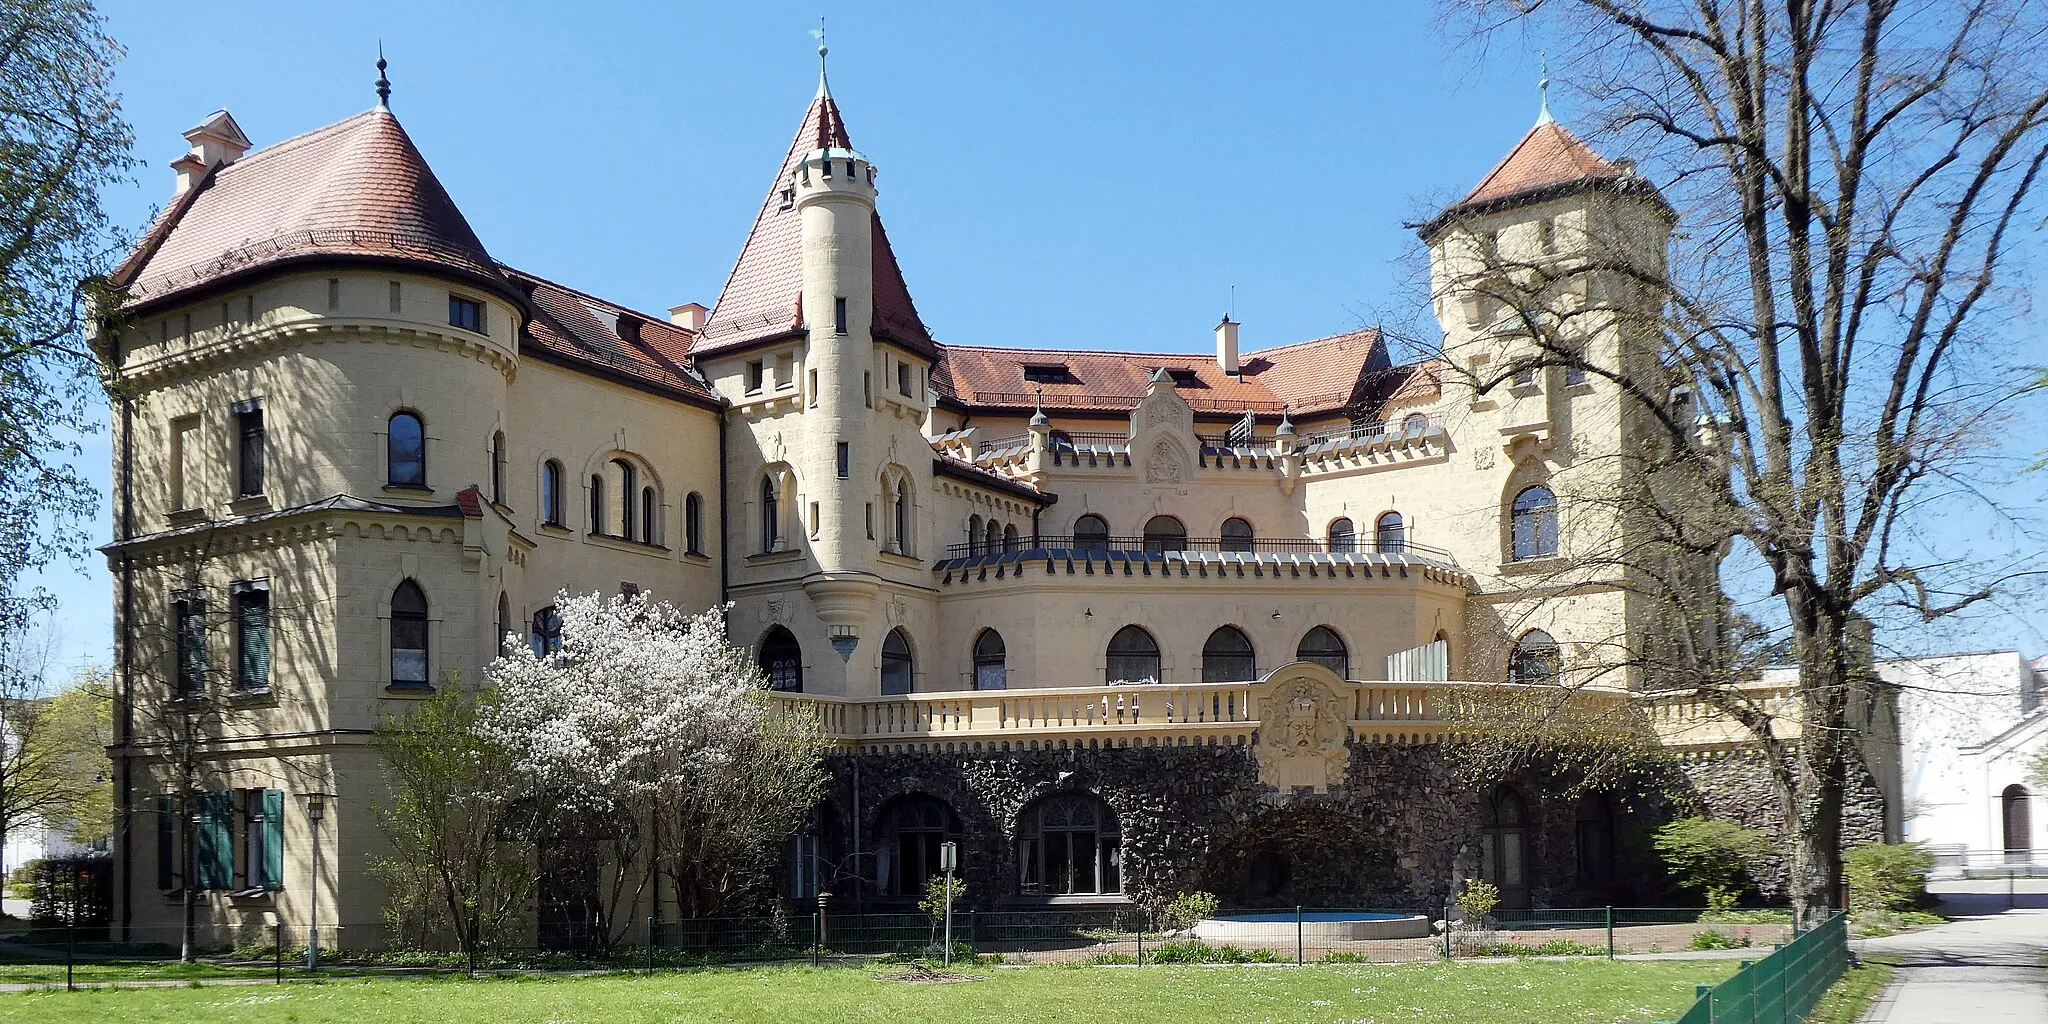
[892,478,912,555]
[878,795,957,896]
[1220,517,1255,552]
[760,475,780,552]
[1201,626,1257,682]
[1480,787,1528,897]
[614,459,637,539]
[685,492,704,554]
[1016,793,1121,895]
[985,519,1002,553]
[490,431,506,504]
[973,629,1007,690]
[760,626,802,693]
[530,605,563,658]
[541,460,564,526]
[387,412,425,487]
[640,486,656,544]
[495,592,510,656]
[1049,429,1075,451]
[1003,524,1019,552]
[1296,626,1349,677]
[1142,515,1186,553]
[2004,784,2033,857]
[1106,625,1161,684]
[1376,511,1406,553]
[1402,412,1429,435]
[589,474,606,535]
[1508,630,1561,686]
[880,627,914,695]
[1575,794,1616,884]
[390,580,429,686]
[1073,514,1110,553]
[967,514,984,556]
[1511,485,1559,560]
[1327,517,1356,553]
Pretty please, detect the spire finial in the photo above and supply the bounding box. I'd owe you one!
[1535,51,1554,126]
[375,42,391,111]
[809,18,830,98]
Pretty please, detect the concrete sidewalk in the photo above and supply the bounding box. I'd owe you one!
[1854,880,2048,1023]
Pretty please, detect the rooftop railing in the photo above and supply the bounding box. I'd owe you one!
[940,534,1452,562]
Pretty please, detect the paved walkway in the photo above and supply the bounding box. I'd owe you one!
[1855,880,2048,1022]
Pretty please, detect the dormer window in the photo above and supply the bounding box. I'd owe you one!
[449,295,483,333]
[1022,364,1076,385]
[1163,368,1204,388]
[779,187,796,210]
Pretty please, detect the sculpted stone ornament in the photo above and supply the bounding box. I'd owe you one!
[1146,440,1185,484]
[1253,669,1350,794]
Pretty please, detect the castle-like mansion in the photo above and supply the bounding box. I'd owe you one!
[100,63,1893,948]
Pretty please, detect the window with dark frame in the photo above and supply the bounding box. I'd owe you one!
[685,493,704,554]
[589,474,606,534]
[174,590,207,694]
[449,295,483,332]
[1105,625,1161,684]
[490,432,506,505]
[1296,626,1349,677]
[760,626,803,692]
[880,627,914,695]
[973,629,1007,690]
[541,460,564,526]
[897,361,912,397]
[1015,793,1120,896]
[389,580,429,687]
[231,581,271,692]
[1022,364,1077,385]
[1201,626,1257,682]
[640,486,656,544]
[387,412,425,487]
[836,442,849,479]
[745,360,764,393]
[760,475,781,552]
[1510,485,1559,560]
[834,296,848,335]
[234,399,264,497]
[531,606,563,658]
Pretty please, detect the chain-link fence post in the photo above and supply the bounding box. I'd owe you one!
[1295,906,1304,965]
[1605,906,1614,960]
[275,917,284,984]
[1441,903,1452,960]
[65,919,74,992]
[647,916,656,975]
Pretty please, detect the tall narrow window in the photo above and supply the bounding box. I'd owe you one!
[496,592,510,655]
[973,629,1007,690]
[589,475,606,534]
[1510,485,1559,560]
[1003,524,1019,551]
[1575,794,1616,884]
[243,788,283,891]
[892,479,910,554]
[615,460,636,538]
[1296,626,1348,677]
[326,278,340,310]
[985,519,1002,554]
[174,591,207,694]
[1106,626,1161,685]
[1508,630,1561,686]
[389,580,429,687]
[1481,787,1528,898]
[837,442,849,479]
[531,606,563,658]
[967,514,984,556]
[388,280,402,313]
[541,460,564,526]
[1375,512,1406,553]
[1327,517,1356,553]
[1201,626,1256,682]
[745,360,764,393]
[387,412,425,487]
[760,626,803,692]
[234,401,265,497]
[881,628,914,695]
[490,432,506,505]
[641,486,656,544]
[232,581,271,692]
[1073,514,1110,553]
[1220,517,1254,552]
[760,475,781,552]
[685,493,704,554]
[834,296,848,335]
[897,361,912,397]
[863,372,872,408]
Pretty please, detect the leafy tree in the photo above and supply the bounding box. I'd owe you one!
[373,677,531,956]
[1445,0,2048,916]
[479,590,828,948]
[0,623,104,866]
[0,0,135,622]
[38,665,112,844]
[1653,817,1772,909]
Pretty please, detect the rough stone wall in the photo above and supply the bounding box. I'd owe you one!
[1676,750,1891,898]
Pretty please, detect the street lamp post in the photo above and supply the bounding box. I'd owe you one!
[304,793,329,969]
[938,841,958,968]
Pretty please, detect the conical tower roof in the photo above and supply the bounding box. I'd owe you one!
[115,109,509,311]
[1417,119,1653,240]
[697,92,934,357]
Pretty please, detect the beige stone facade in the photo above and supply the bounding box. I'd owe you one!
[98,85,1822,948]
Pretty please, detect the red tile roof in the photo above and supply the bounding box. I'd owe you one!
[1458,121,1617,208]
[934,328,1392,419]
[503,265,721,406]
[697,93,934,358]
[115,110,511,310]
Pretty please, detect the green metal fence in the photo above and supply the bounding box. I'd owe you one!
[1657,912,1848,1024]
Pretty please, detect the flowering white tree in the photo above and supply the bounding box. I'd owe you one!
[480,591,827,946]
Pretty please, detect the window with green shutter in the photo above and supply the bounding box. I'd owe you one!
[232,582,271,691]
[261,789,284,890]
[156,796,175,890]
[173,590,207,693]
[197,791,234,890]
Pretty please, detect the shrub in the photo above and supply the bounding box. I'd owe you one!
[1844,842,1933,914]
[1461,938,1607,957]
[1455,879,1500,925]
[1688,929,1753,950]
[918,873,967,932]
[1133,940,1283,964]
[1653,817,1771,907]
[1161,891,1220,931]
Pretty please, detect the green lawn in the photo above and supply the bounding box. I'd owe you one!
[0,960,1740,1024]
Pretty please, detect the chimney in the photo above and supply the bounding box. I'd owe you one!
[1215,315,1240,375]
[668,302,708,332]
[173,109,251,196]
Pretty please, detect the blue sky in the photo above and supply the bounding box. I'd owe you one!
[27,1,2048,669]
